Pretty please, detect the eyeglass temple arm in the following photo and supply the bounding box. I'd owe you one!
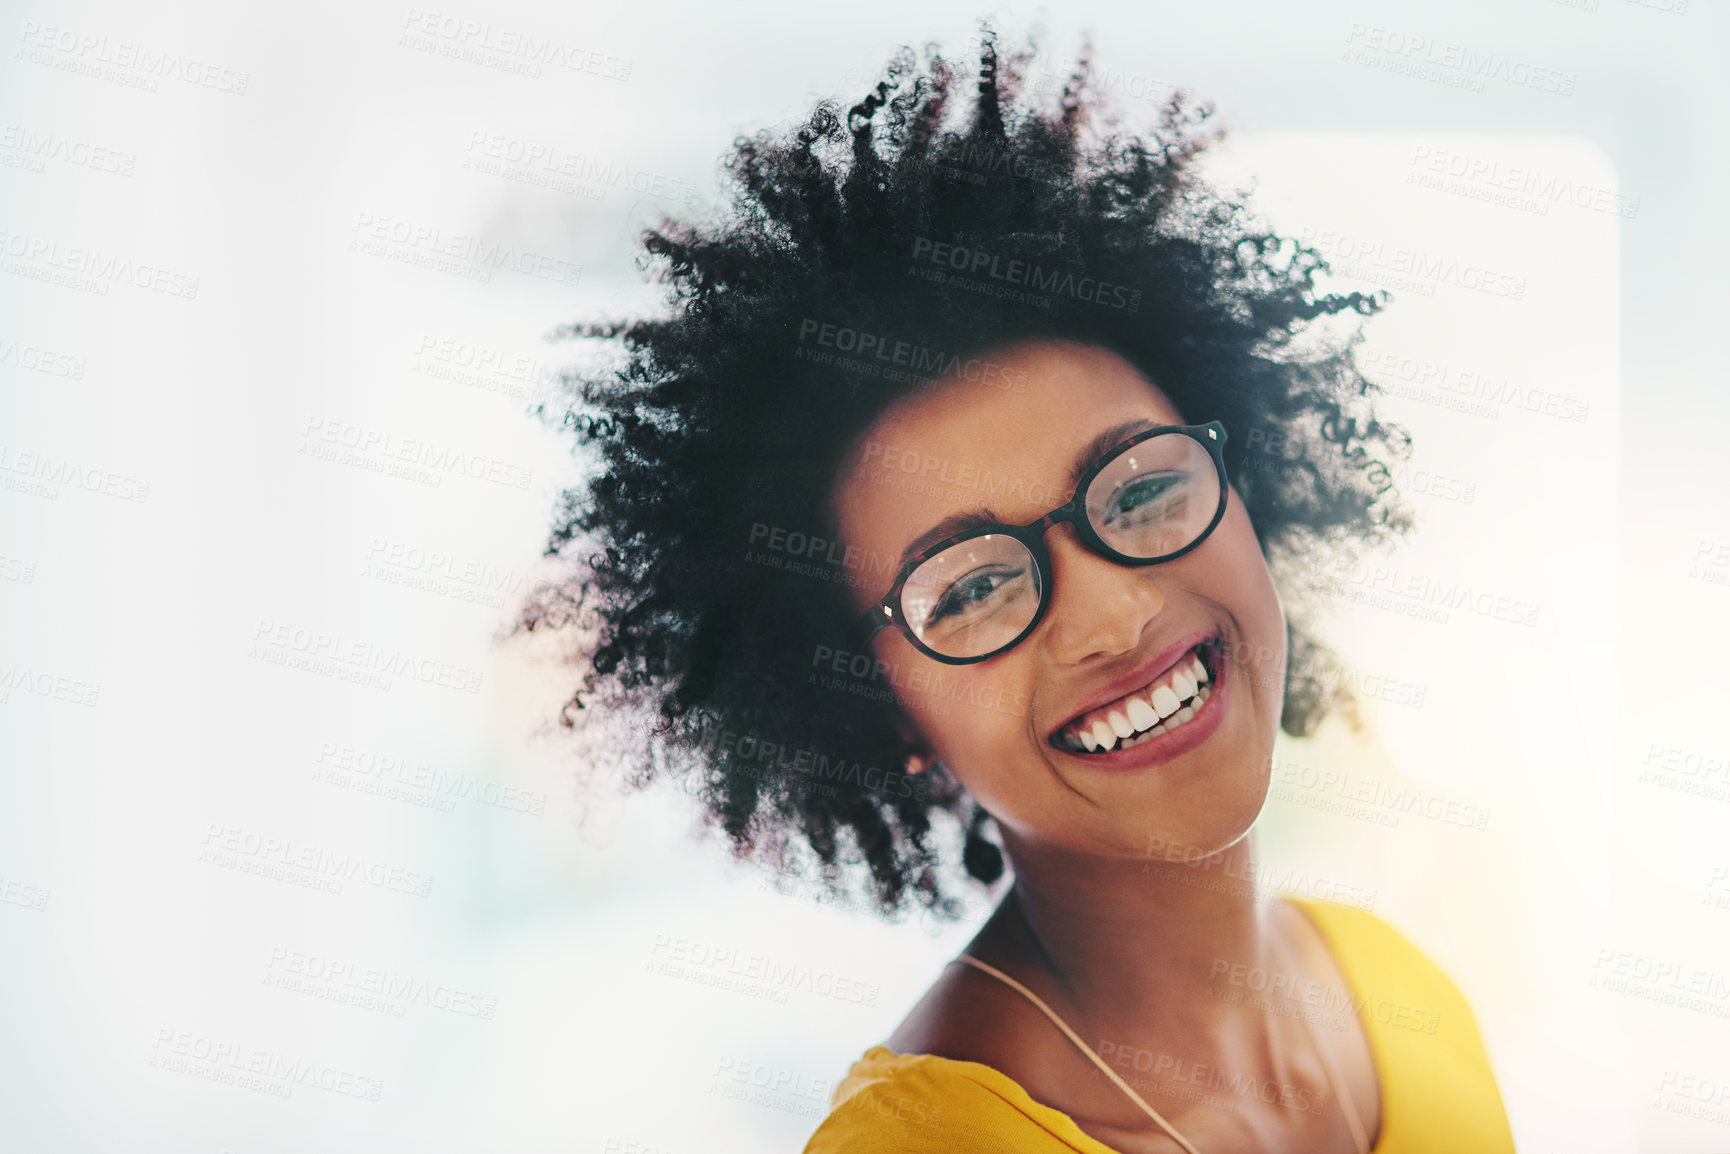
[859,602,893,639]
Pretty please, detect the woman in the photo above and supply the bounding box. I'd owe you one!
[518,30,1516,1153]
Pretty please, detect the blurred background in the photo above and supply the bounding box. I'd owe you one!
[2,0,1727,1150]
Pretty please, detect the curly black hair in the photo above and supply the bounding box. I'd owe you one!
[513,29,1416,924]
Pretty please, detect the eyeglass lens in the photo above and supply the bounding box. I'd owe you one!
[899,432,1221,659]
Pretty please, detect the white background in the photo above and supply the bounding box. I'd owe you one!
[2,1,1728,1151]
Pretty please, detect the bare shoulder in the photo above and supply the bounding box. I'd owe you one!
[879,925,1202,1151]
[884,948,1028,1064]
[882,913,1090,1101]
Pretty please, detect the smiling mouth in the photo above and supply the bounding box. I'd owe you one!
[1049,637,1223,755]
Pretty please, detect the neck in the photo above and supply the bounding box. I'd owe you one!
[990,831,1282,1039]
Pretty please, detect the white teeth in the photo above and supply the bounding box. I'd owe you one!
[1171,669,1197,701]
[1056,643,1221,754]
[1126,697,1160,730]
[1090,720,1117,751]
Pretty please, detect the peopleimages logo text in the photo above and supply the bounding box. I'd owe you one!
[909,238,1141,312]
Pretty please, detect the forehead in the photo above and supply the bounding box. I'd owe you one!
[831,340,1186,583]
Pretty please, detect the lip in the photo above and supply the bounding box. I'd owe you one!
[1051,642,1229,770]
[1048,629,1219,740]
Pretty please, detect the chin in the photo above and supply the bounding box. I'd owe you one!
[1135,785,1269,866]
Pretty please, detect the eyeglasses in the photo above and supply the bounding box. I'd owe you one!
[859,421,1229,665]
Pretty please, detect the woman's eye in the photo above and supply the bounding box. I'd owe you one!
[928,567,1022,624]
[1105,472,1185,524]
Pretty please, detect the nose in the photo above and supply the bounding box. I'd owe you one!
[1038,523,1167,665]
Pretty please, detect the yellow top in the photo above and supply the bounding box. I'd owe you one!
[800,898,1516,1152]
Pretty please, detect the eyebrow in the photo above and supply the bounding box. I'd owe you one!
[1071,418,1165,487]
[890,417,1168,574]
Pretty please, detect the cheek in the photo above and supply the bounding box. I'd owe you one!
[1246,587,1288,707]
[1207,502,1287,687]
[1221,501,1281,614]
[1239,544,1284,631]
[882,648,1035,761]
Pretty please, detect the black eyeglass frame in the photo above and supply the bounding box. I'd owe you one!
[858,420,1231,665]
